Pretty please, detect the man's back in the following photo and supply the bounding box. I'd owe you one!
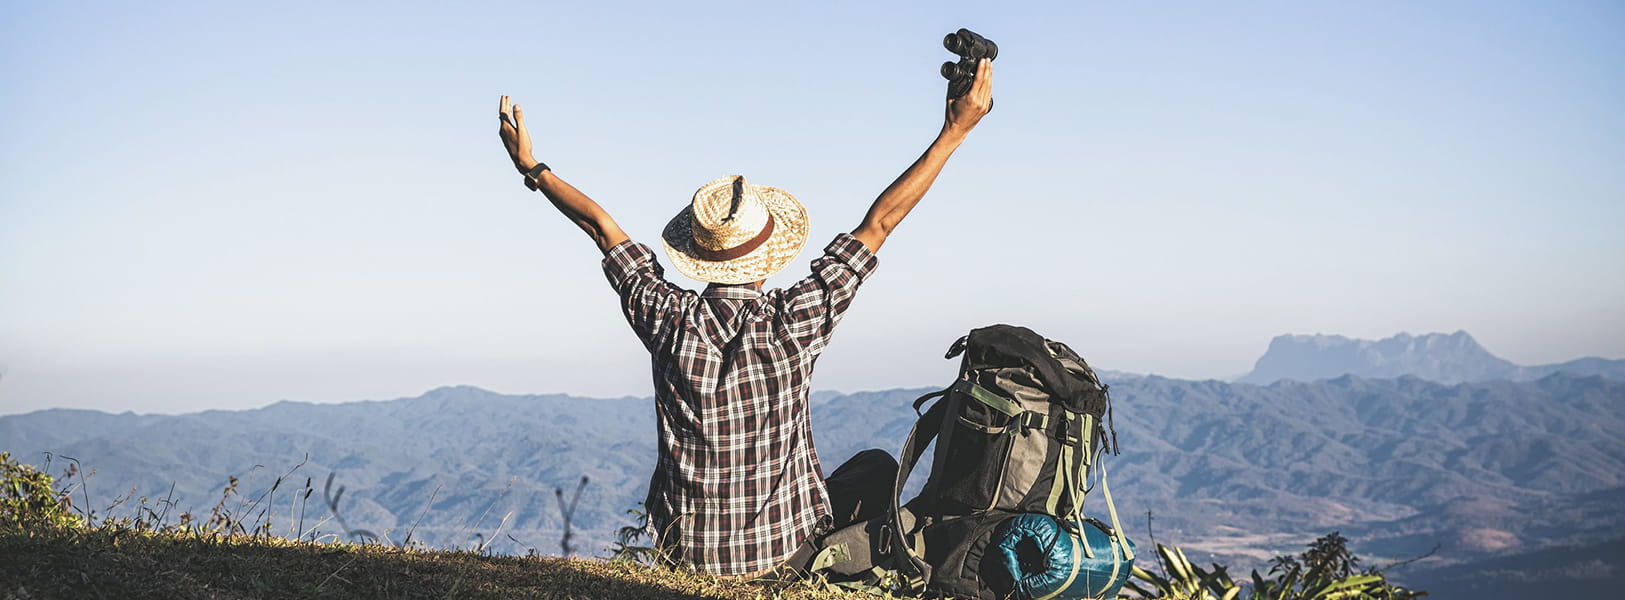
[603,233,877,575]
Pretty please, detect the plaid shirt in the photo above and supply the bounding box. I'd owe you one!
[602,233,879,576]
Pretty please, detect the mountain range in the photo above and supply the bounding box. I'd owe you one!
[1238,330,1625,384]
[2,331,1622,596]
[4,376,1623,592]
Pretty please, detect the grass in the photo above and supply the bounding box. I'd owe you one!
[3,452,891,600]
[2,452,1427,599]
[0,525,888,600]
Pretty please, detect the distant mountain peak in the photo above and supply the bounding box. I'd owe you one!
[1240,331,1625,384]
[418,384,500,400]
[1277,330,1473,346]
[1241,331,1516,385]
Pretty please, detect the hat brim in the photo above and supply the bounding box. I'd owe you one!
[661,183,810,285]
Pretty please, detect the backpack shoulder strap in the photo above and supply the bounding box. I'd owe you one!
[888,388,947,582]
[773,389,947,583]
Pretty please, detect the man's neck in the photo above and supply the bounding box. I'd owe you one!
[706,280,763,292]
[702,281,765,298]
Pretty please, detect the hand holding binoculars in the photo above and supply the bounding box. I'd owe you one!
[941,28,997,99]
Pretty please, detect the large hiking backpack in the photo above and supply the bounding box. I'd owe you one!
[801,325,1135,600]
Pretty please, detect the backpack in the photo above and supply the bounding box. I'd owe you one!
[799,325,1136,599]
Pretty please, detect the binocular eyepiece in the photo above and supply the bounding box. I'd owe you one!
[944,28,998,61]
[941,28,997,99]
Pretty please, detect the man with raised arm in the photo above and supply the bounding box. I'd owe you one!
[496,58,993,577]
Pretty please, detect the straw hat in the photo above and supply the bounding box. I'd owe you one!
[661,175,810,285]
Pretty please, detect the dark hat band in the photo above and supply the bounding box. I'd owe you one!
[690,215,776,262]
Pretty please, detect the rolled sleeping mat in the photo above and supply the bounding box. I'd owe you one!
[988,513,1137,600]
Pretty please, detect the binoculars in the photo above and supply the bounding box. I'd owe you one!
[941,28,997,99]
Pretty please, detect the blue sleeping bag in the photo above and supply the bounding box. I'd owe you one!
[989,513,1137,600]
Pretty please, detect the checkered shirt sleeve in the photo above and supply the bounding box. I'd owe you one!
[602,240,689,350]
[774,234,879,355]
[598,233,879,576]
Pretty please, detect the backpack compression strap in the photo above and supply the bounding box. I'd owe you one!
[1091,443,1134,563]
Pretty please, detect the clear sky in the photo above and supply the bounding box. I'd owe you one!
[3,1,1622,415]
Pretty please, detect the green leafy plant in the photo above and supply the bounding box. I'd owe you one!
[609,502,665,565]
[1124,532,1427,600]
[1126,542,1243,600]
[0,452,84,529]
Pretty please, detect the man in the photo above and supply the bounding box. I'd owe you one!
[496,58,993,576]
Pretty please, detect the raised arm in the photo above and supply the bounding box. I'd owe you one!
[498,96,630,254]
[851,58,994,253]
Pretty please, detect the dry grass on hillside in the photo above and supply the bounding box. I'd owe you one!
[0,526,888,600]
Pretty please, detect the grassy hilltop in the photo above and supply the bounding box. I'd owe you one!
[3,453,1430,600]
[0,524,1430,600]
[1,450,880,600]
[0,526,880,600]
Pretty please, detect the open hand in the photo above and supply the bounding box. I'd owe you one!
[945,59,993,135]
[498,95,539,173]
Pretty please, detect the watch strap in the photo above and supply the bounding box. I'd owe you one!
[523,162,551,190]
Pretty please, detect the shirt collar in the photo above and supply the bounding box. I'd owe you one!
[701,284,765,300]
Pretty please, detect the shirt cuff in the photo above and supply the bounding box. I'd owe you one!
[825,233,879,282]
[602,239,661,288]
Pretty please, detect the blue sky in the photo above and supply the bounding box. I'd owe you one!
[2,1,1622,415]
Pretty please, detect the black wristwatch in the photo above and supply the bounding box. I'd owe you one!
[523,162,551,190]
